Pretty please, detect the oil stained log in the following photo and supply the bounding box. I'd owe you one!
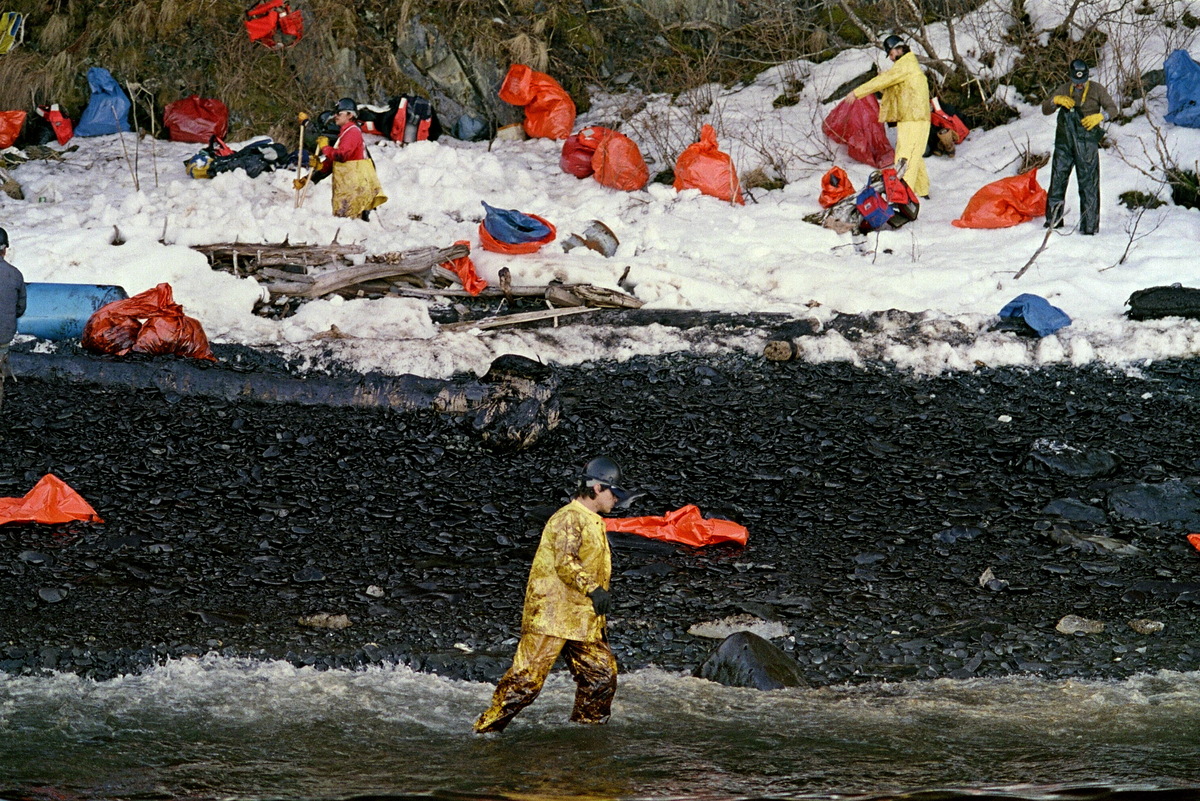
[8,351,559,452]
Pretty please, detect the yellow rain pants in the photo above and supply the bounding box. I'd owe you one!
[474,632,617,733]
[331,158,387,218]
[895,120,931,197]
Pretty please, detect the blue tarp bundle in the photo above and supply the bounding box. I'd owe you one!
[999,293,1071,337]
[1165,50,1200,128]
[481,201,552,243]
[75,67,132,137]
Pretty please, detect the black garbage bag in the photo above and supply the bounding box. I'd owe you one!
[209,139,290,179]
[1126,284,1200,320]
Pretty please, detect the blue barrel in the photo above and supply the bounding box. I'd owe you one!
[18,283,129,341]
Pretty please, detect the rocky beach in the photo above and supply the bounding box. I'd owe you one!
[2,345,1200,687]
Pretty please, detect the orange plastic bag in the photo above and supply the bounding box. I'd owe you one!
[0,110,26,148]
[605,504,748,548]
[82,282,216,361]
[478,214,556,254]
[441,240,487,295]
[952,169,1047,229]
[1188,533,1200,553]
[822,96,894,168]
[592,129,648,191]
[0,474,103,526]
[498,64,576,140]
[819,166,855,207]
[674,124,743,204]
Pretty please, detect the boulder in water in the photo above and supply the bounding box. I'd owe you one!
[693,631,806,690]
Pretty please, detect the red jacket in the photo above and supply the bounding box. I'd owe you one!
[320,121,365,169]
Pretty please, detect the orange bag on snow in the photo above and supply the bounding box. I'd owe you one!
[952,169,1047,229]
[674,124,743,204]
[498,63,576,140]
[823,95,894,168]
[82,282,216,361]
[606,505,748,548]
[592,129,648,191]
[441,240,487,295]
[0,474,103,526]
[0,110,26,148]
[819,166,855,207]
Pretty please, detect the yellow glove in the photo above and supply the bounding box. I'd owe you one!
[315,135,330,150]
[1081,113,1103,130]
[293,176,308,190]
[1053,95,1075,110]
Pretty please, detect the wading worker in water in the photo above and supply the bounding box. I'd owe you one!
[474,457,634,733]
[1041,58,1118,235]
[843,34,931,198]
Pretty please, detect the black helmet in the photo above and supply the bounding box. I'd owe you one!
[882,34,904,52]
[580,456,636,507]
[335,97,358,115]
[0,227,7,248]
[1069,59,1089,82]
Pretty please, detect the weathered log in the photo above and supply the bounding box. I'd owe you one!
[193,242,365,270]
[546,283,643,309]
[266,244,469,299]
[441,306,598,332]
[9,351,559,451]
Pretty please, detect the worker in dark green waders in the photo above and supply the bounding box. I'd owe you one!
[474,457,634,733]
[1041,59,1118,235]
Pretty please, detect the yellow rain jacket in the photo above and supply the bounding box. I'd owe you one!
[521,499,611,642]
[331,158,387,219]
[853,51,930,123]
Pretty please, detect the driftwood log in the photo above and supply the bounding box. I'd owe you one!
[260,244,469,299]
[9,351,559,452]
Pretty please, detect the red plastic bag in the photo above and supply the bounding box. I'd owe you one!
[478,214,556,254]
[952,169,1047,229]
[560,126,610,178]
[605,505,748,548]
[674,124,743,204]
[931,108,969,143]
[163,95,229,143]
[498,64,576,140]
[823,96,894,168]
[0,110,25,148]
[0,474,103,526]
[245,0,302,49]
[819,166,855,207]
[441,240,487,296]
[82,282,216,361]
[38,104,72,145]
[1188,533,1200,553]
[592,129,648,191]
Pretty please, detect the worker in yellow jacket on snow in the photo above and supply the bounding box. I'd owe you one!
[844,35,931,198]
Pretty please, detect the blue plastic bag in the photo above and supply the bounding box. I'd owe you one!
[481,201,552,244]
[999,293,1071,337]
[1165,49,1200,128]
[75,68,132,137]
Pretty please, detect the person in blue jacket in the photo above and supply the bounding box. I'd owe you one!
[0,226,26,409]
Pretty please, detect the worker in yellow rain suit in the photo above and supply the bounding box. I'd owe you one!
[474,456,636,733]
[845,35,931,198]
[308,97,387,221]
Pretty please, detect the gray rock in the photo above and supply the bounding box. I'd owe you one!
[1107,480,1200,527]
[1056,614,1105,635]
[693,631,806,690]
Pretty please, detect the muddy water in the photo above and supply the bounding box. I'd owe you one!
[3,657,1199,800]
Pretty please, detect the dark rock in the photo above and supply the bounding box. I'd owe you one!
[1025,438,1118,477]
[693,631,806,690]
[1107,480,1200,527]
[1043,498,1107,523]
